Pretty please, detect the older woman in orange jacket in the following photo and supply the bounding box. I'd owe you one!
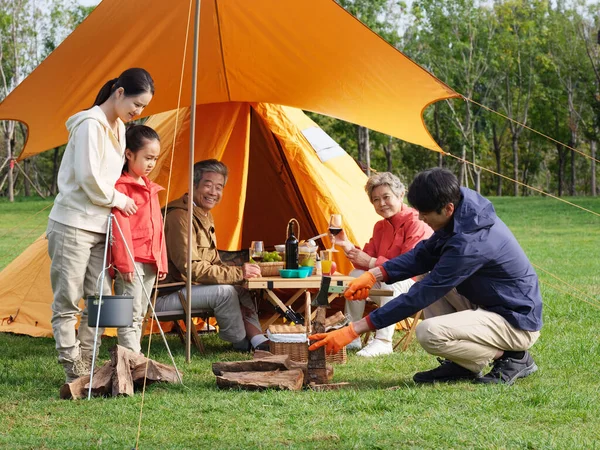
[335,172,432,357]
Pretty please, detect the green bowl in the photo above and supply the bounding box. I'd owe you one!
[279,268,311,278]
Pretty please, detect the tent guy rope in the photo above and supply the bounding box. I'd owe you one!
[134,0,196,448]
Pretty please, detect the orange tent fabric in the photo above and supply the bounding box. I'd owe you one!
[0,104,381,337]
[0,0,457,161]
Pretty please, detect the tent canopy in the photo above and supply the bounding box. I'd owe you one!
[0,0,458,160]
[0,104,381,337]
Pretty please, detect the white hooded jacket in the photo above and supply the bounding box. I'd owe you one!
[49,106,128,233]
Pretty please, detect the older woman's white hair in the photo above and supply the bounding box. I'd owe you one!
[364,172,406,202]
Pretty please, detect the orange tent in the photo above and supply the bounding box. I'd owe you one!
[0,0,457,160]
[0,0,459,338]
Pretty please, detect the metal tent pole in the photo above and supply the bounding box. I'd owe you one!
[186,0,202,363]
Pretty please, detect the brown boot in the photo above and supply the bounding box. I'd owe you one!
[63,356,91,383]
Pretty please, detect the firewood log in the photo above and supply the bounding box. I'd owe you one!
[216,369,304,391]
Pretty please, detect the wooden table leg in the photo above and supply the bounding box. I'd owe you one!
[393,310,423,352]
[261,289,306,331]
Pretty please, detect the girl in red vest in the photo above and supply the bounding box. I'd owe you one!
[111,125,168,353]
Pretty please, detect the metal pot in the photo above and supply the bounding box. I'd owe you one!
[87,295,134,328]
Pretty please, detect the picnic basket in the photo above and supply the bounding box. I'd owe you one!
[257,261,284,276]
[267,324,347,364]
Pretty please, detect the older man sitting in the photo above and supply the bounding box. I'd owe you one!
[155,159,268,351]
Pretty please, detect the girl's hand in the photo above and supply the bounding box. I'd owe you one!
[158,272,167,281]
[118,197,138,217]
[123,272,134,283]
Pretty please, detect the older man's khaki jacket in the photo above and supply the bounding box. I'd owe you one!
[163,194,244,285]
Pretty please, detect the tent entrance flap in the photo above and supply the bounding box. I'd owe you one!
[242,108,319,249]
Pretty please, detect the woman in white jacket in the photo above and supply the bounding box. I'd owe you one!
[46,68,154,383]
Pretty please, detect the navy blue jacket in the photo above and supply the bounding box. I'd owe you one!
[369,188,543,332]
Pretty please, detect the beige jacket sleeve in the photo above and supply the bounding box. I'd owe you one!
[73,120,128,210]
[165,209,244,285]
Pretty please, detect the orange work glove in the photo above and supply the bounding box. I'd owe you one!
[308,323,359,355]
[344,271,376,300]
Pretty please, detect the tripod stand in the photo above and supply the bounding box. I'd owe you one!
[87,213,182,400]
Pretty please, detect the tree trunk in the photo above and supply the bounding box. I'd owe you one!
[569,129,577,196]
[512,135,519,197]
[357,126,371,175]
[23,159,31,197]
[492,122,502,196]
[458,144,467,186]
[434,103,444,167]
[4,133,14,202]
[383,136,393,172]
[591,140,597,197]
[51,147,61,195]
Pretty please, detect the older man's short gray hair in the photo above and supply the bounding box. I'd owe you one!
[364,172,406,202]
[193,159,229,187]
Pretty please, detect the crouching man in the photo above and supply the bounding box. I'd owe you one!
[309,168,542,385]
[156,159,268,351]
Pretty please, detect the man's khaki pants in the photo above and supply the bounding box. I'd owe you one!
[416,289,540,372]
[47,220,111,365]
[114,262,157,354]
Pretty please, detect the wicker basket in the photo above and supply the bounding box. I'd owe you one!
[257,261,284,277]
[268,324,347,364]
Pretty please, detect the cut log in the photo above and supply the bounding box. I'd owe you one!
[216,369,304,391]
[324,311,347,328]
[60,375,90,400]
[212,355,292,376]
[132,359,180,386]
[252,350,275,360]
[59,361,112,400]
[110,345,135,397]
[88,361,114,397]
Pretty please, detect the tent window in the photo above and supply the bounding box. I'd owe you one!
[302,127,346,163]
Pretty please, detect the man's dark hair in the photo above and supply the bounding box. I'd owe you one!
[407,168,461,213]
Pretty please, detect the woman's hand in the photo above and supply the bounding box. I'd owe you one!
[158,272,167,281]
[117,197,138,217]
[333,230,354,253]
[346,247,375,268]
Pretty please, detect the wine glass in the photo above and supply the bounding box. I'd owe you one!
[328,214,343,252]
[250,241,264,263]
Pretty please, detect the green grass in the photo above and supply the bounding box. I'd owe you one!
[0,196,55,271]
[1,195,600,449]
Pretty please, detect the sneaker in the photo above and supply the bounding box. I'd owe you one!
[475,351,538,386]
[64,357,91,383]
[356,338,393,357]
[413,358,481,384]
[346,338,362,351]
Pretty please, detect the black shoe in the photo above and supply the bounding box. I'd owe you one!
[254,340,271,352]
[475,351,538,386]
[413,358,481,384]
[232,338,251,352]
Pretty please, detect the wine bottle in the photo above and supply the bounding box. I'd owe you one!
[285,221,298,269]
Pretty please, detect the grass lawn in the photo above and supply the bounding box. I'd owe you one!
[1,195,600,449]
